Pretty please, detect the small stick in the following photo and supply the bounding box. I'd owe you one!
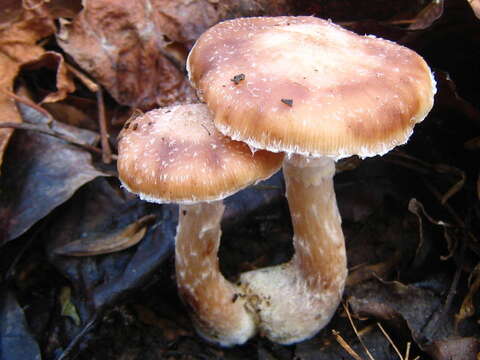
[1,89,54,124]
[0,122,115,158]
[66,64,112,163]
[66,64,99,92]
[405,342,411,360]
[96,87,112,163]
[377,322,403,359]
[332,330,363,360]
[343,303,375,360]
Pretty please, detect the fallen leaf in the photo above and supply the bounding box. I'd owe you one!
[133,304,190,342]
[0,3,55,169]
[45,177,177,313]
[21,51,76,104]
[0,104,106,245]
[423,336,479,360]
[0,289,41,360]
[346,251,402,287]
[348,275,479,355]
[56,0,212,109]
[54,214,156,256]
[455,263,480,326]
[408,0,444,30]
[59,287,81,326]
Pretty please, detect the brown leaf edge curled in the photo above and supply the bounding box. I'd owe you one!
[0,3,55,170]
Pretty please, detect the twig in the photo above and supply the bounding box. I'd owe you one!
[57,314,99,360]
[1,89,54,124]
[405,342,411,360]
[0,122,114,158]
[96,88,112,163]
[66,64,112,163]
[332,330,364,360]
[377,322,403,360]
[66,64,99,92]
[343,303,375,360]
[422,241,464,337]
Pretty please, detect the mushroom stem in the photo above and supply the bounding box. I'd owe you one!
[239,155,347,344]
[175,201,256,346]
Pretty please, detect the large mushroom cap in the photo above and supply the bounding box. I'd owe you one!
[187,16,436,159]
[117,104,284,203]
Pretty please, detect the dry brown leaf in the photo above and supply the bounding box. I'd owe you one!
[56,0,215,109]
[53,214,156,256]
[134,304,191,342]
[22,51,76,103]
[455,263,480,326]
[347,251,402,287]
[0,2,55,169]
[408,0,444,30]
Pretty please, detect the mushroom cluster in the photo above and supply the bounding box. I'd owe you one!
[186,16,436,344]
[118,15,436,347]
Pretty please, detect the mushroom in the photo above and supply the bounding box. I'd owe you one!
[117,103,284,346]
[187,16,436,344]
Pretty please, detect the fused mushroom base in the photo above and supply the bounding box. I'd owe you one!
[240,156,347,344]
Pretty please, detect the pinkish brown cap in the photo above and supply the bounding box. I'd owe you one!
[187,16,436,159]
[117,104,284,203]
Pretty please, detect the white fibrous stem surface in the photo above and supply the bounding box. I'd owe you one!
[175,201,256,346]
[239,155,347,344]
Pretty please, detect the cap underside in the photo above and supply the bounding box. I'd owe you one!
[188,16,436,159]
[117,104,284,203]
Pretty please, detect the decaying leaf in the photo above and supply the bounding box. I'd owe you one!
[54,214,156,256]
[0,289,41,360]
[46,178,177,313]
[408,198,456,260]
[59,287,81,326]
[0,104,106,245]
[455,263,480,326]
[408,0,444,30]
[346,251,402,287]
[423,336,479,360]
[56,0,212,109]
[0,2,55,169]
[348,274,480,358]
[21,51,76,104]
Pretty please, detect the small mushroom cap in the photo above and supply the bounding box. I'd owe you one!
[117,104,284,203]
[187,16,436,159]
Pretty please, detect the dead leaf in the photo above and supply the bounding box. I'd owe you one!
[56,0,212,109]
[0,289,42,360]
[408,0,444,30]
[21,51,76,104]
[45,177,176,316]
[0,3,55,170]
[54,214,155,256]
[346,251,402,287]
[0,104,106,245]
[455,263,480,326]
[423,337,479,360]
[134,304,190,342]
[59,287,81,326]
[408,199,456,261]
